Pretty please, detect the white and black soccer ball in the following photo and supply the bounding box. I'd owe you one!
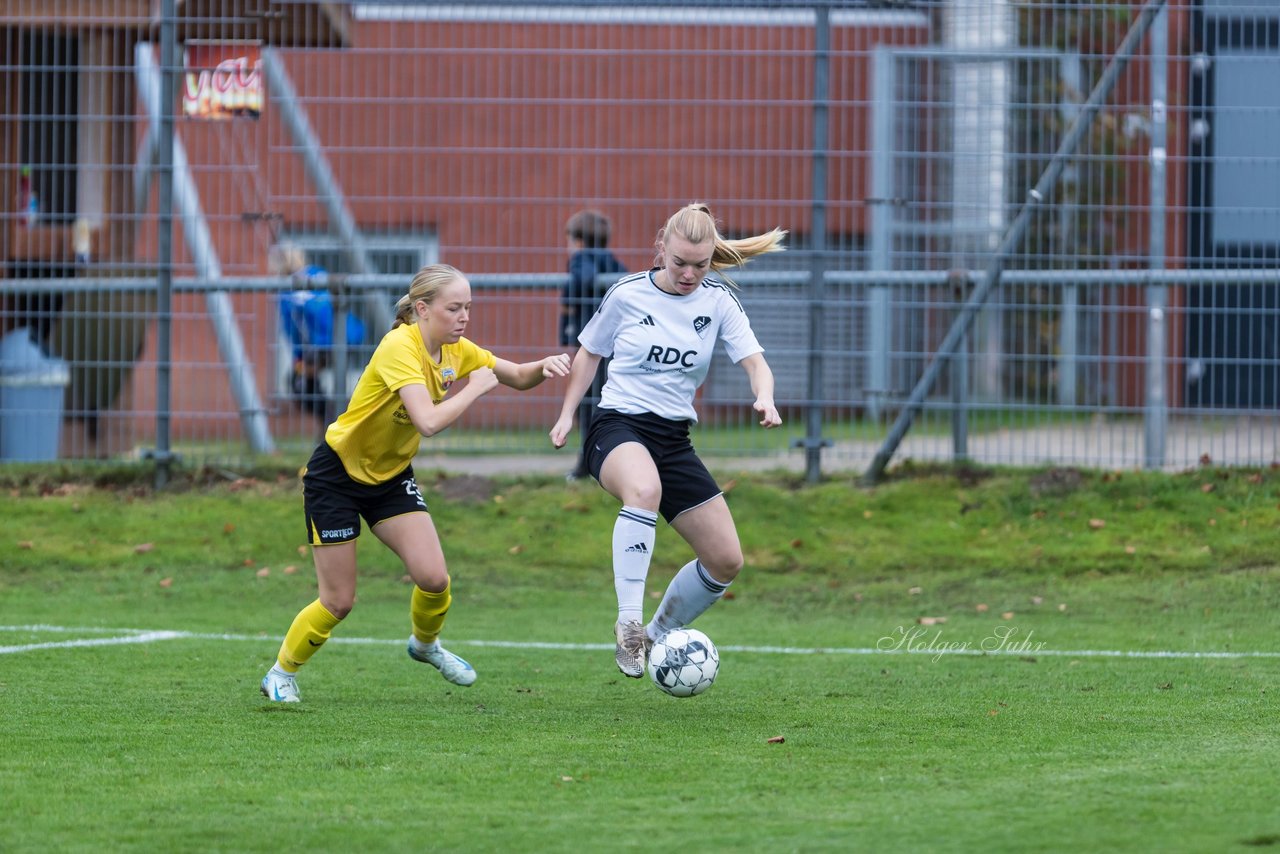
[648,628,719,698]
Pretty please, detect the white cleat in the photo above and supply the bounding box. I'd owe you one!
[614,619,651,679]
[260,668,301,703]
[407,637,477,687]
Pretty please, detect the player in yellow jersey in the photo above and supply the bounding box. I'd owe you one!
[261,264,571,703]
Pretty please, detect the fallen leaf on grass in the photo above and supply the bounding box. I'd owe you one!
[242,557,255,567]
[1030,596,1044,605]
[135,543,155,554]
[766,735,785,744]
[508,545,524,555]
[975,603,989,613]
[159,578,173,588]
[916,616,947,626]
[1201,483,1215,494]
[908,586,923,596]
[223,523,235,535]
[722,591,736,601]
[17,541,33,550]
[283,565,298,575]
[1088,519,1105,530]
[297,545,308,557]
[256,568,271,578]
[1001,611,1015,620]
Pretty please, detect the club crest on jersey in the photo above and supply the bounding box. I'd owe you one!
[441,366,457,390]
[693,315,712,338]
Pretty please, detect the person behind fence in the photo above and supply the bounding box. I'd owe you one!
[561,209,627,480]
[260,264,572,703]
[548,202,786,678]
[271,242,367,417]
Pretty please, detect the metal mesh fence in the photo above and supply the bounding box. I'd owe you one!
[0,1,1276,477]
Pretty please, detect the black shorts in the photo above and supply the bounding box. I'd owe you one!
[302,442,429,545]
[583,409,721,523]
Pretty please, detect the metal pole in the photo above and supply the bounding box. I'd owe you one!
[867,48,895,422]
[794,5,832,483]
[153,0,176,490]
[1145,4,1169,468]
[863,0,1169,485]
[332,278,350,420]
[1060,283,1078,406]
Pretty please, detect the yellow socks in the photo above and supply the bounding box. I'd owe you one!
[276,599,342,673]
[410,583,452,645]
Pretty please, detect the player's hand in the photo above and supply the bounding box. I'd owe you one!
[468,366,500,396]
[541,353,572,378]
[549,415,574,449]
[754,398,782,428]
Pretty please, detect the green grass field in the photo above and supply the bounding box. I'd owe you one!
[2,464,1279,852]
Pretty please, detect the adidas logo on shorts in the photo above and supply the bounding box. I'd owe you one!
[625,542,649,553]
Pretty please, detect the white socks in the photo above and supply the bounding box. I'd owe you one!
[612,505,657,622]
[648,559,730,640]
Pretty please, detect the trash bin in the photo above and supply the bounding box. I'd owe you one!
[0,328,71,462]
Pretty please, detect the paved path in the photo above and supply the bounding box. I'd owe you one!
[416,416,1279,477]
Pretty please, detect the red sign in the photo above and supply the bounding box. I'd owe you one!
[183,46,263,119]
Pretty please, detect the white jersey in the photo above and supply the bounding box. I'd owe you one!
[578,270,763,423]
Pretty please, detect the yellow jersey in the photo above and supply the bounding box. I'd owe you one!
[324,322,496,484]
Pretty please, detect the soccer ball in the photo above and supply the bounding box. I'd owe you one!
[648,628,719,697]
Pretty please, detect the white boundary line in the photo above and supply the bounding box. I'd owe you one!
[2,624,1279,660]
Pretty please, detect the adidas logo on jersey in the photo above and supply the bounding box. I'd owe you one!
[625,542,649,553]
[637,314,656,326]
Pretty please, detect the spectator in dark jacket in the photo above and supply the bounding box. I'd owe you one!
[561,210,626,479]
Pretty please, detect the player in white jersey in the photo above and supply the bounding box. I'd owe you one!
[550,202,786,678]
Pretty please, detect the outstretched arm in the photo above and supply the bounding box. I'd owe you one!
[494,354,571,390]
[549,348,604,448]
[739,352,782,428]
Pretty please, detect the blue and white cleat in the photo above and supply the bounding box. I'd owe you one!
[407,637,477,687]
[260,667,301,703]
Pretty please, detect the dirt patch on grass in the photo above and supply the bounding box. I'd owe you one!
[429,473,495,503]
[1028,467,1085,497]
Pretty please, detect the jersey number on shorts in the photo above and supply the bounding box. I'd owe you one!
[402,478,427,509]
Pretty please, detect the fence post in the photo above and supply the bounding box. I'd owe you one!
[796,5,832,483]
[153,0,177,490]
[1145,4,1170,469]
[868,48,895,423]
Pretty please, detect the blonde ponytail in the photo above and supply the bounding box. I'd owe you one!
[656,202,786,286]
